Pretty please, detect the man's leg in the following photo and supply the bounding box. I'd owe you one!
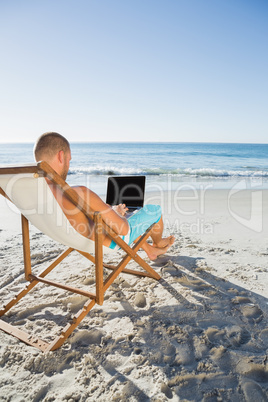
[149,216,175,249]
[129,209,175,260]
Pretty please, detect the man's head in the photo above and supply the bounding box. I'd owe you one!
[34,132,71,180]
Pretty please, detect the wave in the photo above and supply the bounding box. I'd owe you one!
[69,166,145,176]
[69,166,268,179]
[179,168,268,178]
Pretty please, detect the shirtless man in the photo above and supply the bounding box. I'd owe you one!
[34,132,175,260]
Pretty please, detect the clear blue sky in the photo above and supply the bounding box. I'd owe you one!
[0,0,267,143]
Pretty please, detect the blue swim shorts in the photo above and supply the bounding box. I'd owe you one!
[109,204,162,249]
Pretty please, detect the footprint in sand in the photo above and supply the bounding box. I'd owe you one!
[204,325,251,347]
[259,328,268,347]
[241,381,268,402]
[161,265,181,276]
[232,296,263,323]
[226,325,251,347]
[240,304,263,322]
[160,343,177,364]
[70,329,104,346]
[204,327,229,347]
[176,276,208,292]
[232,296,252,304]
[237,359,268,383]
[174,342,195,366]
[243,365,268,383]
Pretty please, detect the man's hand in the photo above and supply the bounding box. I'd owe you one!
[112,204,129,217]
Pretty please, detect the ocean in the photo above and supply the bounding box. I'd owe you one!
[0,142,267,194]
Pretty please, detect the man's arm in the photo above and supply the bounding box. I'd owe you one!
[59,185,129,239]
[76,186,129,233]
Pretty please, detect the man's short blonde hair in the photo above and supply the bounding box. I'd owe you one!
[34,132,70,162]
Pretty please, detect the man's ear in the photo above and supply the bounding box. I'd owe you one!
[58,150,64,164]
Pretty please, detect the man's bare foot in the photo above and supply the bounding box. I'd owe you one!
[153,235,175,249]
[142,236,175,260]
[143,243,169,260]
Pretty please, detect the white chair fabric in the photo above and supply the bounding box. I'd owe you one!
[0,173,112,254]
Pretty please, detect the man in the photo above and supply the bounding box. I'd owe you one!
[34,132,175,260]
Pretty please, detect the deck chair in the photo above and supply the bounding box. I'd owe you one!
[0,162,160,352]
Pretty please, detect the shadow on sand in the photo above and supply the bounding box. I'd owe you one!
[0,252,268,401]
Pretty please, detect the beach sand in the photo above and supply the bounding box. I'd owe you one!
[0,189,267,401]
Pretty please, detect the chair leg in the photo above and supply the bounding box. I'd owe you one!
[104,223,160,278]
[0,248,79,351]
[79,224,160,294]
[94,212,104,305]
[0,297,97,352]
[0,247,74,317]
[21,215,32,280]
[46,298,96,351]
[102,227,160,293]
[0,320,49,351]
[78,250,157,278]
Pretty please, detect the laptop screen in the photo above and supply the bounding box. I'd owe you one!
[106,176,146,208]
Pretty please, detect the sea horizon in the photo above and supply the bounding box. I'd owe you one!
[1,140,268,145]
[1,142,267,193]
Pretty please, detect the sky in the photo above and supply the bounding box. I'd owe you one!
[0,0,267,143]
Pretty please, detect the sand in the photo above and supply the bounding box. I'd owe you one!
[0,189,267,401]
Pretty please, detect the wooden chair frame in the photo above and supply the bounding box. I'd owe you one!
[0,162,160,352]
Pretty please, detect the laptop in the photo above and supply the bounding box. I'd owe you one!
[106,176,146,217]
